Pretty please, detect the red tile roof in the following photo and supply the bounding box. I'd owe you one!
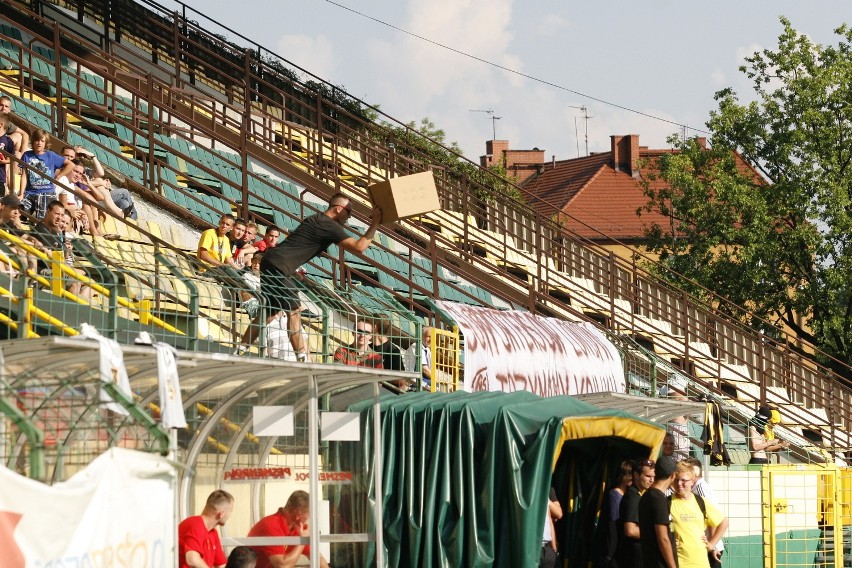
[521,146,677,242]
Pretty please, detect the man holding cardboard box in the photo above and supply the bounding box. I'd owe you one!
[255,192,381,361]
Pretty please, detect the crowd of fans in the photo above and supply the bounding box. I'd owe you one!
[2,94,435,383]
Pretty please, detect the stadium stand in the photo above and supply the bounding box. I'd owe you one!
[0,0,848,472]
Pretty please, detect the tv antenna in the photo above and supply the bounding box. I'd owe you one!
[469,108,502,140]
[568,105,592,157]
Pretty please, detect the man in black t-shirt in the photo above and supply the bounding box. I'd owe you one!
[254,193,381,360]
[638,457,678,568]
[616,459,656,568]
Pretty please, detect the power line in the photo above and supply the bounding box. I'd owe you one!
[321,0,708,136]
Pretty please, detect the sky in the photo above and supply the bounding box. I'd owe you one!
[169,0,848,162]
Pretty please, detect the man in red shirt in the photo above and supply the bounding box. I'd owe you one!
[333,320,383,368]
[248,490,330,568]
[253,226,281,252]
[178,489,235,568]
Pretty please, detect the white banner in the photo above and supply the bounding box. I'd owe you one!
[0,448,176,568]
[437,302,625,396]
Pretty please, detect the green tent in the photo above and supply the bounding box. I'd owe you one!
[329,391,665,567]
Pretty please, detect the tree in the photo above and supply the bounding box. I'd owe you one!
[639,18,852,370]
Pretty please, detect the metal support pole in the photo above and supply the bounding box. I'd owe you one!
[309,373,320,568]
[373,381,384,566]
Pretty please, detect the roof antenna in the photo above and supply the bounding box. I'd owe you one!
[568,105,592,156]
[469,109,502,140]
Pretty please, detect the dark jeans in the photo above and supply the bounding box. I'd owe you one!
[709,550,723,568]
[540,542,558,568]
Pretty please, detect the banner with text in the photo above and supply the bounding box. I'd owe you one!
[437,302,625,396]
[0,448,176,568]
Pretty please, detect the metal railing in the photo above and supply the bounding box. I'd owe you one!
[2,1,850,441]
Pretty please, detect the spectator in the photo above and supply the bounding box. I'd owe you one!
[257,193,381,361]
[0,95,29,158]
[615,458,656,568]
[178,489,234,568]
[27,200,86,297]
[62,145,137,221]
[373,314,403,371]
[748,406,788,464]
[334,320,383,368]
[661,433,675,458]
[597,460,634,568]
[0,115,15,192]
[670,461,728,568]
[67,160,105,236]
[638,457,678,568]
[229,217,247,265]
[235,221,259,265]
[197,213,239,268]
[253,226,281,253]
[226,547,257,568]
[247,490,331,568]
[0,193,28,274]
[0,192,21,232]
[541,487,563,568]
[404,326,433,388]
[18,129,73,220]
[56,148,88,233]
[681,458,727,568]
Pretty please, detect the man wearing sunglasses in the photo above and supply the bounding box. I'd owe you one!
[256,193,381,361]
[616,458,656,568]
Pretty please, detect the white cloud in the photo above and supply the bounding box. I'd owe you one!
[710,68,727,88]
[536,13,571,37]
[275,34,336,80]
[362,0,517,123]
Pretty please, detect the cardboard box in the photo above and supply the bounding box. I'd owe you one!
[367,171,440,224]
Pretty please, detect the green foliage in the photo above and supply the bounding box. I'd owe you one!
[640,18,852,368]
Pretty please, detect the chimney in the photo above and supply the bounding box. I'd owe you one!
[611,134,640,177]
[486,140,509,160]
[696,137,707,149]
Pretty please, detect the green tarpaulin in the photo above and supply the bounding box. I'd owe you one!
[329,391,665,567]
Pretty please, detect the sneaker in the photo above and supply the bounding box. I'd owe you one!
[296,352,309,363]
[233,346,248,356]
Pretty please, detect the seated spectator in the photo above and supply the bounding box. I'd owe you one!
[333,320,383,368]
[197,214,239,268]
[404,326,433,387]
[62,145,137,222]
[66,160,105,236]
[229,218,247,266]
[0,194,23,233]
[27,200,88,298]
[0,116,16,193]
[56,147,89,234]
[0,193,30,274]
[253,226,281,253]
[0,95,29,159]
[235,221,260,264]
[248,490,331,568]
[226,547,257,568]
[18,129,74,220]
[372,313,405,388]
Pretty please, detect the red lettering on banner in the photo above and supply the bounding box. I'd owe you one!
[223,467,292,481]
[223,468,353,484]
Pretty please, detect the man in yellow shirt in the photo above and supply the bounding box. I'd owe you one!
[669,462,728,568]
[198,213,239,268]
